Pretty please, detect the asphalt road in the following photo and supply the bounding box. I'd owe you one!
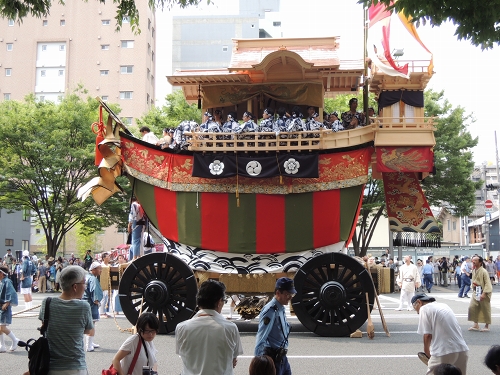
[4,283,498,375]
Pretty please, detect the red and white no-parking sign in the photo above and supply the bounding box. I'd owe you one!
[485,199,493,210]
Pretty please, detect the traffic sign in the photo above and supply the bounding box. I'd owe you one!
[485,199,493,212]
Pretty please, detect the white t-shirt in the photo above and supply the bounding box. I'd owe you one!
[417,302,469,357]
[119,334,158,375]
[176,309,243,375]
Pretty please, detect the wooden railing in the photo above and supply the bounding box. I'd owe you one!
[185,117,436,153]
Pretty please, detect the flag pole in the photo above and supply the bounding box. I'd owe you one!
[363,4,369,122]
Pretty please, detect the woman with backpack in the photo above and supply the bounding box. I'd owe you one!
[0,265,19,352]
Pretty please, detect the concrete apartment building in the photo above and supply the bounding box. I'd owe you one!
[0,0,156,125]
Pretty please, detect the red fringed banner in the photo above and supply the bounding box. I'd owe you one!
[382,172,440,233]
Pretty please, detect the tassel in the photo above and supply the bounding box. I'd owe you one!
[280,175,283,184]
[237,197,240,207]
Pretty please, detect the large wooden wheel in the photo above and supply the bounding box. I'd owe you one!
[292,252,375,337]
[119,253,198,334]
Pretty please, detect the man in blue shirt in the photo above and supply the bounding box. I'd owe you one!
[422,259,434,293]
[255,277,295,375]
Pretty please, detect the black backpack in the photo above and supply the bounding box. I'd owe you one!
[20,297,51,375]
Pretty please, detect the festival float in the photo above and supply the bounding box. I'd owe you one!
[79,4,439,337]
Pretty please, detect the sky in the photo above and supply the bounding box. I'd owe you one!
[155,0,500,166]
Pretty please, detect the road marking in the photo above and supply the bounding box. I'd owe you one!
[239,355,418,359]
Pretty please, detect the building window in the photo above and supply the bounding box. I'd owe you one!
[8,19,14,26]
[147,68,150,79]
[39,95,45,102]
[148,18,151,30]
[101,44,109,50]
[148,43,151,54]
[452,221,456,230]
[36,228,41,234]
[146,93,150,104]
[60,19,65,26]
[41,70,46,77]
[100,70,109,76]
[22,240,29,250]
[120,65,133,74]
[222,45,228,52]
[43,20,48,26]
[22,208,30,221]
[152,51,154,62]
[5,239,13,246]
[447,220,450,231]
[102,19,110,25]
[122,16,130,23]
[123,117,133,125]
[58,69,64,76]
[59,44,65,51]
[121,40,134,48]
[4,93,11,100]
[119,91,133,99]
[42,44,47,51]
[151,75,154,84]
[152,27,155,38]
[273,21,281,26]
[5,68,12,76]
[6,43,13,51]
[101,95,108,102]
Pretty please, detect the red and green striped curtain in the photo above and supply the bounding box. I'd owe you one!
[135,178,363,254]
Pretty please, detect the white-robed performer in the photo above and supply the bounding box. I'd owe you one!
[396,255,421,311]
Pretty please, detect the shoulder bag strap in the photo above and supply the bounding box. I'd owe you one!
[127,334,143,375]
[140,335,150,366]
[40,297,52,336]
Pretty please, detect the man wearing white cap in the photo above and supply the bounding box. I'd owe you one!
[20,250,35,310]
[83,261,103,352]
[412,293,468,374]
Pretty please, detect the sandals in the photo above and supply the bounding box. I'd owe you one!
[480,328,490,332]
[468,326,479,331]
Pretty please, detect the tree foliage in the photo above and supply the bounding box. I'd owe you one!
[420,89,481,216]
[324,92,378,116]
[351,175,386,257]
[0,0,208,33]
[0,93,129,258]
[360,0,500,49]
[136,90,202,134]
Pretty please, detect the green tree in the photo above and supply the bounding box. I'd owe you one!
[0,0,207,33]
[324,92,377,116]
[136,90,202,133]
[351,175,386,257]
[0,93,129,258]
[360,0,500,49]
[420,89,481,216]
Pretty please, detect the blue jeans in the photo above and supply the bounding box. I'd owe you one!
[423,274,433,291]
[458,274,471,297]
[129,220,144,259]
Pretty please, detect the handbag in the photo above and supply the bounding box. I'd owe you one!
[102,335,142,375]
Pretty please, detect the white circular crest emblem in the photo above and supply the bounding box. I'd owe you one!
[209,160,224,175]
[283,158,300,174]
[246,160,262,176]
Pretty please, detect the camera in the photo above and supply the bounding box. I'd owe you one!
[142,366,157,375]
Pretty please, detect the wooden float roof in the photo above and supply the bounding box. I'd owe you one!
[167,36,365,101]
